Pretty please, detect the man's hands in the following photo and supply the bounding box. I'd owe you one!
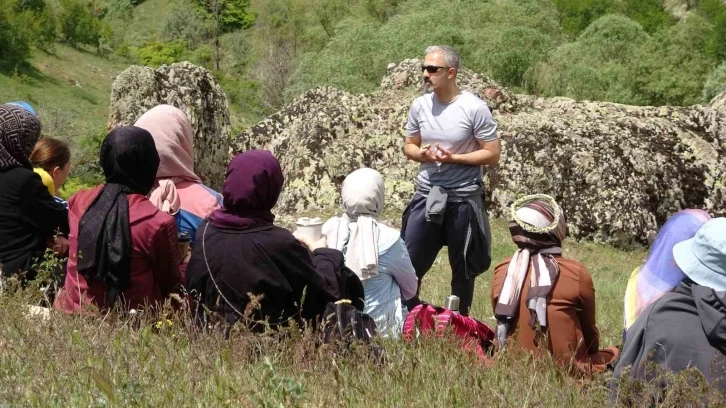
[404,134,500,166]
[418,143,454,164]
[404,135,454,164]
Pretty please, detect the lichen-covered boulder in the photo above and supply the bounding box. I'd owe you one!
[233,60,726,247]
[108,62,230,191]
[493,97,725,244]
[233,87,417,214]
[379,58,516,111]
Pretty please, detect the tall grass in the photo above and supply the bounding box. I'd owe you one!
[4,211,722,406]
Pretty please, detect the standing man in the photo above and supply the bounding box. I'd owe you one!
[401,45,500,316]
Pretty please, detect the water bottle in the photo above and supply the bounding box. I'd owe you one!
[445,295,460,314]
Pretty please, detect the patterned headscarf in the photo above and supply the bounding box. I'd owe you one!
[495,194,567,350]
[0,103,42,170]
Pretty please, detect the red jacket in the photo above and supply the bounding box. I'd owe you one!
[54,185,180,313]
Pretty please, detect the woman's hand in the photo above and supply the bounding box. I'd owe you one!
[293,231,328,251]
[53,236,69,257]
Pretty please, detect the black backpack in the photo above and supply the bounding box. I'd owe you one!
[319,300,384,361]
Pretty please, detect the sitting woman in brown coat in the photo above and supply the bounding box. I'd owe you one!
[491,194,618,375]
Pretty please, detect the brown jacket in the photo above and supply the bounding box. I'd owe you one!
[491,255,617,374]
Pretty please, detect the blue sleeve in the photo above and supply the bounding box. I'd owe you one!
[384,239,418,300]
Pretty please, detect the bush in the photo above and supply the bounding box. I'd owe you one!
[528,13,722,106]
[0,0,60,69]
[629,14,717,106]
[0,2,32,70]
[552,0,616,37]
[619,0,675,33]
[135,40,188,67]
[58,0,108,48]
[702,62,726,103]
[698,0,726,61]
[287,0,562,98]
[163,3,212,48]
[523,15,649,102]
[196,0,255,31]
[474,27,554,90]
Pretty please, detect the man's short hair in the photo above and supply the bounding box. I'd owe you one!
[425,45,460,70]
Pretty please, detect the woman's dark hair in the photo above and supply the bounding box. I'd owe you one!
[29,137,71,173]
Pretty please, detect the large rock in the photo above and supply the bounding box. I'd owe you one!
[233,59,726,247]
[108,62,230,191]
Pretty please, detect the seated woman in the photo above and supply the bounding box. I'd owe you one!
[185,150,363,331]
[30,137,72,208]
[614,218,726,393]
[54,126,181,313]
[322,168,417,338]
[134,105,221,248]
[623,209,710,336]
[0,103,69,281]
[491,194,618,375]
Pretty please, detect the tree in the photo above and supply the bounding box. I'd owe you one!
[0,0,32,70]
[58,0,105,48]
[528,15,650,103]
[552,0,616,37]
[629,14,717,106]
[620,0,675,33]
[250,0,309,109]
[702,62,726,103]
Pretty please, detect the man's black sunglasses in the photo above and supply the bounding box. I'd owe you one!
[421,65,449,73]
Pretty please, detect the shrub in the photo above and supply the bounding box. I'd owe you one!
[163,3,212,48]
[702,62,726,103]
[629,14,717,106]
[135,40,187,67]
[619,0,675,33]
[474,27,554,90]
[698,0,726,61]
[525,15,649,102]
[196,0,255,31]
[552,0,616,37]
[58,0,107,48]
[0,2,32,70]
[287,0,562,98]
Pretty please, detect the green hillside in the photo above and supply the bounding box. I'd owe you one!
[1,0,726,188]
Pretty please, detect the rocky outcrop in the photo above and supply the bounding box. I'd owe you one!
[108,62,230,191]
[233,59,726,247]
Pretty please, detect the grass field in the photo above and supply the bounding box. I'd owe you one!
[1,45,127,140]
[6,214,701,407]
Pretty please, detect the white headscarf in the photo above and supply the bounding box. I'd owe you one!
[323,168,386,281]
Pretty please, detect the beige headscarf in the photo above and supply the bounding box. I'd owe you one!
[323,168,387,281]
[134,105,200,215]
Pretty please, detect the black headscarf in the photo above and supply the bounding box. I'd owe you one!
[77,126,160,305]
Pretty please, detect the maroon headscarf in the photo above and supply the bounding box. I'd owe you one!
[209,150,284,230]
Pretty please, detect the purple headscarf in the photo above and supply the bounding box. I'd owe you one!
[624,209,712,330]
[209,150,284,230]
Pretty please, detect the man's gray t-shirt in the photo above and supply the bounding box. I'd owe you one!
[406,91,498,190]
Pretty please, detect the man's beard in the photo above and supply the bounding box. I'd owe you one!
[421,80,434,94]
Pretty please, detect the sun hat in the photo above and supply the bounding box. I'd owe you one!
[673,218,726,291]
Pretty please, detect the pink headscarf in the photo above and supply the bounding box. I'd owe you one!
[134,105,200,214]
